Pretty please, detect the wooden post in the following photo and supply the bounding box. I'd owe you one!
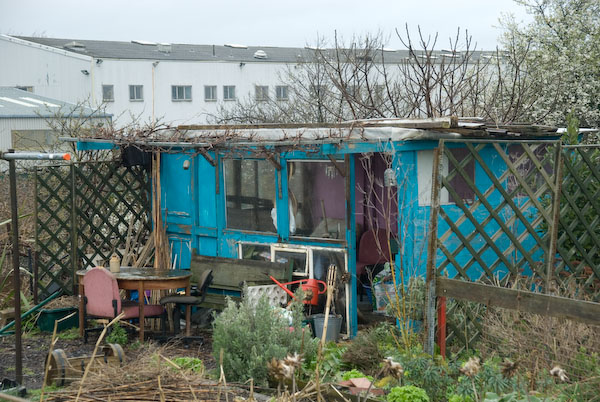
[424,143,444,355]
[546,143,563,293]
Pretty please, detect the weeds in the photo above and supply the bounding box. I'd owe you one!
[105,321,128,345]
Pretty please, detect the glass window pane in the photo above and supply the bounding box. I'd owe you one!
[288,160,346,239]
[239,243,271,261]
[185,86,191,99]
[225,159,276,232]
[274,249,308,276]
[312,249,346,281]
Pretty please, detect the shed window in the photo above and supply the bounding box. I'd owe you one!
[417,148,475,206]
[224,159,275,232]
[287,160,346,240]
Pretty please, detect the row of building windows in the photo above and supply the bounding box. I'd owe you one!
[101,84,289,103]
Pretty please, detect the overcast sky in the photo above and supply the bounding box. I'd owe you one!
[0,0,531,50]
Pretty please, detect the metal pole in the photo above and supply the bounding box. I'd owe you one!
[9,152,22,384]
[2,150,70,386]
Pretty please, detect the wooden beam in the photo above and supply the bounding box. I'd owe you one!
[436,277,600,326]
[262,148,282,171]
[198,147,216,167]
[327,155,346,177]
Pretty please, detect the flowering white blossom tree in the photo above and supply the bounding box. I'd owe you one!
[500,0,600,126]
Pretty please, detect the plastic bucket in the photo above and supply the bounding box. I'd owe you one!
[311,313,343,342]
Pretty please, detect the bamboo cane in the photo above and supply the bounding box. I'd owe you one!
[320,264,337,347]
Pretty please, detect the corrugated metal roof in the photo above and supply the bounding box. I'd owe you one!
[14,36,494,63]
[0,87,110,118]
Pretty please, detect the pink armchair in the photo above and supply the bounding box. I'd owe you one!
[82,267,164,343]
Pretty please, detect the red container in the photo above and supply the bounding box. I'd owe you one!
[270,277,327,305]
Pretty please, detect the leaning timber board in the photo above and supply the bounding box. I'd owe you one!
[190,254,291,291]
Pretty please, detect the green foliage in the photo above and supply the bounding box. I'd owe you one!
[28,384,62,400]
[482,391,552,402]
[0,246,12,309]
[212,289,318,386]
[303,341,347,382]
[448,395,473,402]
[57,327,80,340]
[22,313,41,338]
[387,385,430,402]
[105,322,128,346]
[173,357,204,374]
[341,368,374,382]
[391,346,456,402]
[453,358,519,400]
[341,328,383,373]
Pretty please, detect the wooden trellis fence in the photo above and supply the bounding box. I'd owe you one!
[425,139,600,354]
[555,144,600,299]
[34,161,151,299]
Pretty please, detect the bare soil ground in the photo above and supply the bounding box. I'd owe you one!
[0,328,216,392]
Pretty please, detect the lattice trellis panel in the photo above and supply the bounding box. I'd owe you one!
[34,165,74,300]
[430,139,561,350]
[74,162,151,270]
[556,145,600,300]
[34,161,151,298]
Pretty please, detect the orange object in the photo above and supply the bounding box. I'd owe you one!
[63,154,71,161]
[269,276,327,306]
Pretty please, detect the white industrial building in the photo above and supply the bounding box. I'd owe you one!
[0,35,422,127]
[0,35,315,126]
[0,86,111,151]
[0,35,492,128]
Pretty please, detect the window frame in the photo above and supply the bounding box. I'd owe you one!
[171,85,192,101]
[255,85,269,102]
[275,85,289,101]
[223,158,277,233]
[129,85,144,101]
[204,85,217,102]
[102,84,114,102]
[286,158,347,242]
[223,85,236,101]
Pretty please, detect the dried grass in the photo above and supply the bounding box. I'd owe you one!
[479,277,600,386]
[42,343,252,402]
[43,296,79,310]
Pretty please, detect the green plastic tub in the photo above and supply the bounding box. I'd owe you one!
[37,307,78,332]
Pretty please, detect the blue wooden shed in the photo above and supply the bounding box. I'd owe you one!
[74,117,561,336]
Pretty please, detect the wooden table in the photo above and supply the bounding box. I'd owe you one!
[77,267,192,341]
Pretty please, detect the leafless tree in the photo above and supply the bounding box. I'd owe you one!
[211,26,544,125]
